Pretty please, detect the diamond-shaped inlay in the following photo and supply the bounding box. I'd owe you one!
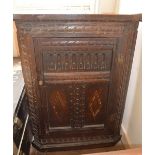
[89,89,102,119]
[50,90,67,120]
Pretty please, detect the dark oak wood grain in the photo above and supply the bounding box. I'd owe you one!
[14,14,141,152]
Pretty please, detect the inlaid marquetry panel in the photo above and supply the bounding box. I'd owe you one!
[85,82,109,125]
[89,89,103,118]
[50,90,67,121]
[46,85,70,128]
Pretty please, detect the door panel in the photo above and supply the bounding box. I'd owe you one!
[85,82,109,126]
[42,50,112,73]
[41,81,109,135]
[34,37,113,136]
[46,85,70,128]
[33,37,115,78]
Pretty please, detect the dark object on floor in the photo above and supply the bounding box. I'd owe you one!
[13,88,31,155]
[13,58,31,155]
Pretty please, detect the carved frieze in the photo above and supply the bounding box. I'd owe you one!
[43,51,111,72]
[16,22,126,37]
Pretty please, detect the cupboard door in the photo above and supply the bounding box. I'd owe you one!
[34,37,113,138]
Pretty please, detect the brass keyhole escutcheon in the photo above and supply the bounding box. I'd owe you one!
[39,80,43,86]
[118,54,124,64]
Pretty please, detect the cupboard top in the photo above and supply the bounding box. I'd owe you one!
[13,14,142,22]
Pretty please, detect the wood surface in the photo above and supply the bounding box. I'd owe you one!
[14,14,141,151]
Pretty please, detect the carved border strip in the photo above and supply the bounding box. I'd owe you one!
[17,32,41,142]
[106,23,139,134]
[40,134,119,145]
[114,23,139,133]
[16,22,126,37]
[69,84,86,128]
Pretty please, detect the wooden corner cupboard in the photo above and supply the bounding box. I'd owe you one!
[14,14,142,151]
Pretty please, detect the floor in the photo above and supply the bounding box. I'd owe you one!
[99,148,141,155]
[29,140,125,155]
[78,148,142,155]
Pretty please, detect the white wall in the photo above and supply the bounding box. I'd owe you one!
[13,0,118,14]
[13,22,20,57]
[119,0,142,147]
[13,0,97,14]
[95,0,119,14]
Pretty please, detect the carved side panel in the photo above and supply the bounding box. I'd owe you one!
[105,23,139,134]
[16,33,41,142]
